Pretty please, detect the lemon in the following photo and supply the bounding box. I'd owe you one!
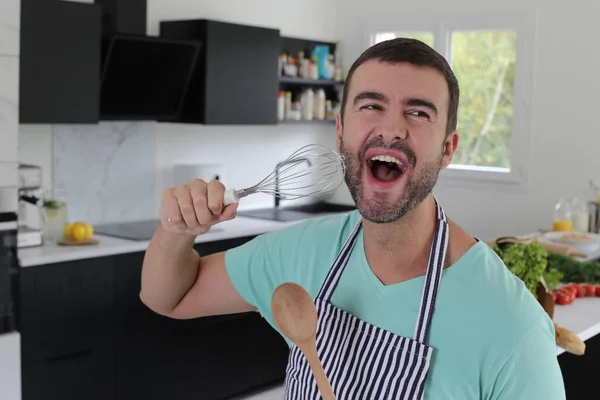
[71,224,87,241]
[64,222,74,239]
[84,223,93,238]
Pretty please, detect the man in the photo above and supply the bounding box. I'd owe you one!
[141,38,565,399]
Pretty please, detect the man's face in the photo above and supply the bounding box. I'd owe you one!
[336,60,458,223]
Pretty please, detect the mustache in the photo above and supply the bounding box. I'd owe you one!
[358,138,417,168]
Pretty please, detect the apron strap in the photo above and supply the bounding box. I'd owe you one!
[413,201,449,344]
[317,219,362,301]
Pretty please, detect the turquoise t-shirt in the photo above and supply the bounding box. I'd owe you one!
[225,211,566,399]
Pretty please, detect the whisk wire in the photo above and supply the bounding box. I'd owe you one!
[230,143,346,202]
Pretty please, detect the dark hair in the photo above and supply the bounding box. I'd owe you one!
[340,38,460,136]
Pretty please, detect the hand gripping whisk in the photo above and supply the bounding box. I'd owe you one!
[223,144,346,205]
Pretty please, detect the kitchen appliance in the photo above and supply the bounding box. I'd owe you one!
[93,219,223,241]
[17,164,44,248]
[0,210,21,400]
[99,33,201,121]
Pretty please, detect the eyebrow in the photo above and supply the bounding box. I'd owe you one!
[353,91,439,116]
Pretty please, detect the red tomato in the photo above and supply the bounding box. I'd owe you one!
[556,292,575,305]
[582,284,596,296]
[558,286,576,296]
[575,285,586,297]
[595,285,600,297]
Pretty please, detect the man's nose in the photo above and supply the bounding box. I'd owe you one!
[377,110,408,142]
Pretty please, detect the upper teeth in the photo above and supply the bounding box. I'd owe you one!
[370,155,403,166]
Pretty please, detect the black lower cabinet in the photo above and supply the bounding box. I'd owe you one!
[115,312,289,400]
[22,343,114,400]
[558,334,600,399]
[20,235,289,400]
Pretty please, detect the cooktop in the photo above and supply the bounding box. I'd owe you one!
[94,219,221,241]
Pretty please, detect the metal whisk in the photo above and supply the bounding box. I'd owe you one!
[223,144,346,205]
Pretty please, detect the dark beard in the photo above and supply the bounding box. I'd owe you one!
[340,137,443,223]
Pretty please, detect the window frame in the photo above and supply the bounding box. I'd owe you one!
[363,10,538,192]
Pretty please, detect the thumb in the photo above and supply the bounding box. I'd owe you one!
[219,203,238,221]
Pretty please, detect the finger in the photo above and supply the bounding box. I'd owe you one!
[219,203,238,221]
[173,184,199,229]
[206,180,226,215]
[189,179,213,225]
[162,190,187,232]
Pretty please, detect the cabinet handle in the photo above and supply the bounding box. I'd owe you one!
[46,349,92,363]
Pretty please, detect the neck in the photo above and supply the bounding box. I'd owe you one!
[362,195,439,282]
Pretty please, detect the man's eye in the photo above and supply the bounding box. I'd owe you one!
[361,104,382,111]
[408,110,430,119]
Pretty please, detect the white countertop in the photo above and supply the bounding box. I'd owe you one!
[554,297,600,355]
[18,215,310,267]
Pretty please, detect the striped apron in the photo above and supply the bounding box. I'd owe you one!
[283,202,449,400]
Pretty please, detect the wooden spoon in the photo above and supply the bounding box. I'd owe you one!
[271,282,336,400]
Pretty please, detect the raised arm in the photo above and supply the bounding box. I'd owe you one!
[140,179,256,319]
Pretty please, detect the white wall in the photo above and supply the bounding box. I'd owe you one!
[332,0,600,239]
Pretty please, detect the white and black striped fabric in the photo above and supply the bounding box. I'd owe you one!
[283,202,449,400]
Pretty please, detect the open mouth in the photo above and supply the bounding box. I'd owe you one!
[367,155,405,182]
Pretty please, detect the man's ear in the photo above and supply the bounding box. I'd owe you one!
[440,131,459,170]
[335,113,343,152]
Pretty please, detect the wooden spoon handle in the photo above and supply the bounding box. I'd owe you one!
[300,342,336,400]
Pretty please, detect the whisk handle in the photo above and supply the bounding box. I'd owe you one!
[223,188,240,206]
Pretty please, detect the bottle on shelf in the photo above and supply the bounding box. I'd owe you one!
[298,51,306,78]
[277,91,285,121]
[310,56,318,80]
[314,89,326,120]
[334,41,343,81]
[300,88,314,121]
[327,54,335,80]
[553,197,573,232]
[284,91,293,120]
[289,101,301,120]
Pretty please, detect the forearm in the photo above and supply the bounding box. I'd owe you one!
[140,225,200,316]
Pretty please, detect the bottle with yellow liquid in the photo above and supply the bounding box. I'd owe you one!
[553,198,573,231]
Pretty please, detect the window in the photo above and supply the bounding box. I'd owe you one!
[366,11,537,190]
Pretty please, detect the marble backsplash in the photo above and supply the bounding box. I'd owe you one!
[53,122,157,225]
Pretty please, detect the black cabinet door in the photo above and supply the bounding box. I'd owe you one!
[22,344,114,400]
[160,19,280,125]
[114,236,257,333]
[115,312,288,400]
[19,256,115,364]
[19,0,101,123]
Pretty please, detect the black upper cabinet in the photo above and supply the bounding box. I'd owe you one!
[160,19,281,125]
[19,0,101,124]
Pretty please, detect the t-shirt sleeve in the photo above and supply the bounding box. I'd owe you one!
[224,223,312,325]
[224,232,278,314]
[486,315,566,400]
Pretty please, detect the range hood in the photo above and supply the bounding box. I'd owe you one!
[99,34,200,121]
[95,0,201,121]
